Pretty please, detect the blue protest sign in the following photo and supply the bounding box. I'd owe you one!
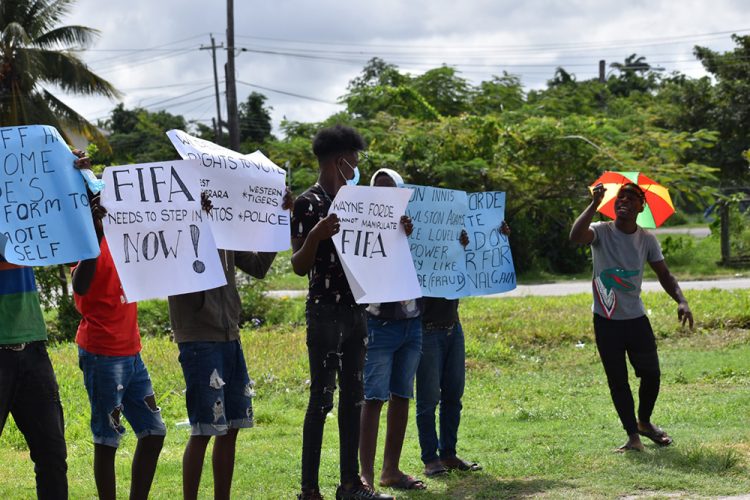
[464,191,516,295]
[405,185,469,298]
[405,185,516,298]
[0,125,99,265]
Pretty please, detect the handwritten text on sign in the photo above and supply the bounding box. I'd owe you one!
[405,186,469,298]
[0,125,99,265]
[101,160,226,302]
[331,185,421,304]
[167,130,289,252]
[463,191,515,295]
[405,185,515,298]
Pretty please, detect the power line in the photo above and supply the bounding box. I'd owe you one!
[236,80,338,104]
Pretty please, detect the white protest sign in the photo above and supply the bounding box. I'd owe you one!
[166,130,289,251]
[101,160,226,302]
[331,185,421,304]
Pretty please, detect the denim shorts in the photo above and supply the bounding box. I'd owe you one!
[177,340,254,436]
[364,316,423,400]
[78,347,167,448]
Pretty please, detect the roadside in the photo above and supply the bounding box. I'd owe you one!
[267,277,750,299]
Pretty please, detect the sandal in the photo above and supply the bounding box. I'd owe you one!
[380,474,427,490]
[424,461,448,477]
[638,424,673,446]
[441,456,482,472]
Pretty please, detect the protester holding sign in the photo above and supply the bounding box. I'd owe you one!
[570,182,693,452]
[169,191,290,500]
[72,190,166,500]
[359,168,426,492]
[416,222,509,477]
[0,149,90,500]
[291,125,393,500]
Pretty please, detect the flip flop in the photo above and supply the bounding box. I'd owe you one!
[380,474,427,490]
[441,457,482,472]
[638,425,673,446]
[423,463,448,477]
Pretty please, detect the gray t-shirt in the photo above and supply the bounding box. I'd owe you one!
[590,221,664,320]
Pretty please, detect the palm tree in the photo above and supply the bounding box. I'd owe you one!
[0,0,120,142]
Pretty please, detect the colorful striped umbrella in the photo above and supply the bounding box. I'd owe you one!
[589,171,675,228]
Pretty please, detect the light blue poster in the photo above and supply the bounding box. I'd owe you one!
[464,191,516,295]
[405,185,469,298]
[405,185,516,298]
[0,125,99,265]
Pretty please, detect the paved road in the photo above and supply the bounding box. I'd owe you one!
[651,226,711,238]
[267,277,750,300]
[483,277,750,298]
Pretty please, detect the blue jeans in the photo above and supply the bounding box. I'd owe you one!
[178,340,254,436]
[415,322,465,464]
[364,316,422,400]
[0,342,67,499]
[78,348,167,448]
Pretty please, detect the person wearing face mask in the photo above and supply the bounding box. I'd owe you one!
[291,125,392,500]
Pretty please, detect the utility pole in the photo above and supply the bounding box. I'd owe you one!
[225,0,240,150]
[200,34,224,143]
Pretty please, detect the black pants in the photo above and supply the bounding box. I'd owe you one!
[301,303,367,490]
[594,314,661,436]
[0,342,68,499]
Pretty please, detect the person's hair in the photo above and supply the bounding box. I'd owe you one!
[618,182,646,203]
[312,124,366,161]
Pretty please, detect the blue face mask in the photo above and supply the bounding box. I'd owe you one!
[341,158,360,186]
[348,166,360,186]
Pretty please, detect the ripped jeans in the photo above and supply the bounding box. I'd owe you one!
[301,303,367,491]
[79,347,167,448]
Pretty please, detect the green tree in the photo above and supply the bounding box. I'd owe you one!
[471,73,525,115]
[98,103,186,165]
[239,91,273,145]
[691,35,750,183]
[411,65,471,116]
[607,53,658,97]
[0,0,119,143]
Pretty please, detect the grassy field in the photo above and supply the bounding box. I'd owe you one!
[1,289,749,499]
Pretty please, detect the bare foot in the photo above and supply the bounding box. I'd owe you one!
[615,434,645,453]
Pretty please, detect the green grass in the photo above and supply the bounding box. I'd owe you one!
[2,290,749,498]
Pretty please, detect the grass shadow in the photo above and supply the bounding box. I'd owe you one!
[415,475,576,499]
[625,443,745,475]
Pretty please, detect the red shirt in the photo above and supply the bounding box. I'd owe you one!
[74,238,141,356]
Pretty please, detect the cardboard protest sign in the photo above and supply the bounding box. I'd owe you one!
[405,185,469,298]
[405,185,516,297]
[463,191,516,295]
[331,185,421,304]
[166,130,289,252]
[0,125,99,265]
[101,160,226,302]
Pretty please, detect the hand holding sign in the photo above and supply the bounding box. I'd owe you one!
[331,185,421,304]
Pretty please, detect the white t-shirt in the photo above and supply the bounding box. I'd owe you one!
[590,221,664,320]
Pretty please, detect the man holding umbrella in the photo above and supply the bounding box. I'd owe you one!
[570,180,693,452]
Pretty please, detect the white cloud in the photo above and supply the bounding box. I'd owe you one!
[50,0,750,137]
